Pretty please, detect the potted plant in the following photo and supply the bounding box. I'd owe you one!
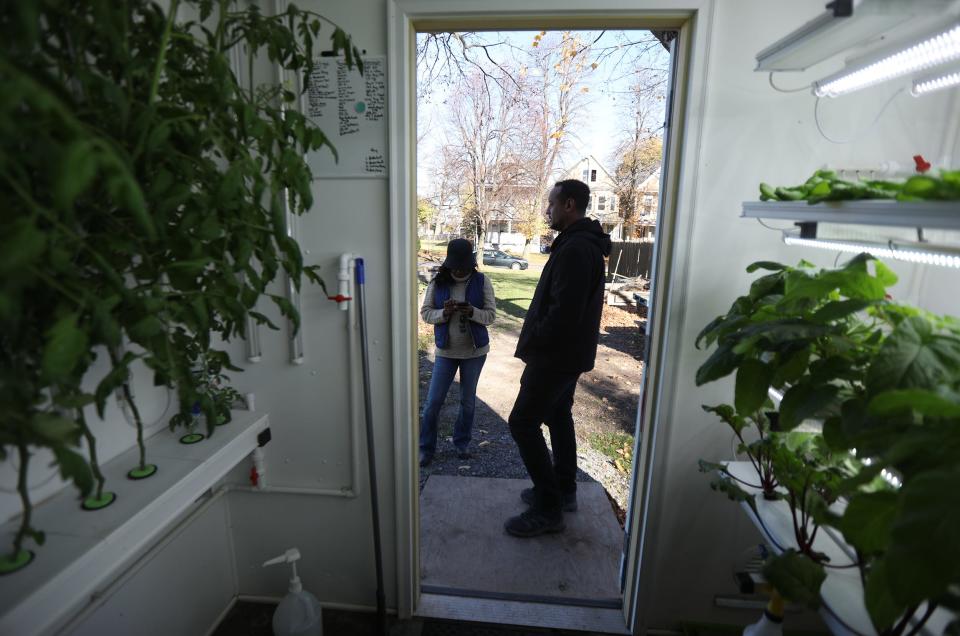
[696,255,960,634]
[0,0,362,573]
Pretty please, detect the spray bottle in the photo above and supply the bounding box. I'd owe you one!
[262,548,323,636]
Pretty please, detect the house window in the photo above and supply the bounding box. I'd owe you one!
[644,194,654,206]
[582,169,589,181]
[598,196,606,211]
[586,196,593,211]
[610,195,616,211]
[590,170,597,182]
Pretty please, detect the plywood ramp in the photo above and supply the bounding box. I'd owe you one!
[419,476,623,610]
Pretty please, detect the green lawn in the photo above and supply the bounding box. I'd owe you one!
[484,268,540,328]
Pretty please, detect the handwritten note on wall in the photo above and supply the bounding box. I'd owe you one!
[303,56,386,178]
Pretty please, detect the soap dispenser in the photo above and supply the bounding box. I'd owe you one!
[262,548,323,636]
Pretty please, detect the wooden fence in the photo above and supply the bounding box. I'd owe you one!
[607,240,654,281]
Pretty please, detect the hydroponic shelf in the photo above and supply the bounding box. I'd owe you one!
[723,461,954,636]
[741,200,960,230]
[0,410,269,636]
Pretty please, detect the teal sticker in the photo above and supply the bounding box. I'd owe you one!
[355,101,366,113]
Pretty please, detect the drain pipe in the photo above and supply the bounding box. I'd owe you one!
[354,257,387,636]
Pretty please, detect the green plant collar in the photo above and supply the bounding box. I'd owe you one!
[127,464,158,480]
[82,492,117,511]
[179,432,205,444]
[0,550,34,575]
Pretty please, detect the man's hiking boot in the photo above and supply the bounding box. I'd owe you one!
[504,509,565,538]
[520,487,577,512]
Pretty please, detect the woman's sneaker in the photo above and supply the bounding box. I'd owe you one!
[520,487,577,512]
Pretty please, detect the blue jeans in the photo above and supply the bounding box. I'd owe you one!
[419,354,487,456]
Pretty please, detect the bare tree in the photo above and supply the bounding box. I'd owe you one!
[525,31,597,214]
[609,67,667,239]
[444,69,526,249]
[510,31,595,254]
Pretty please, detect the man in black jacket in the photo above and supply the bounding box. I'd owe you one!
[505,179,612,538]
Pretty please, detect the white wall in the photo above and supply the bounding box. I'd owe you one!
[213,0,397,609]
[642,0,960,629]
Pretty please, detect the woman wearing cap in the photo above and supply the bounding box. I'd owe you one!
[419,238,497,467]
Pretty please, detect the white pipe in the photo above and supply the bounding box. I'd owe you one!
[251,447,266,491]
[338,253,354,311]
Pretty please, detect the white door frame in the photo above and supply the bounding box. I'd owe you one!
[387,2,715,631]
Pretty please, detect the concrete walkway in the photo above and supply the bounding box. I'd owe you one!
[420,476,623,605]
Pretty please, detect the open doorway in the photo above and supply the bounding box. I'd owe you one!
[411,24,676,630]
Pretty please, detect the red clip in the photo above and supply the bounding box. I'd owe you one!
[249,466,259,487]
[327,294,353,303]
[913,154,931,173]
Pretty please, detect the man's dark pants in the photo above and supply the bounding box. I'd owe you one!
[508,364,581,514]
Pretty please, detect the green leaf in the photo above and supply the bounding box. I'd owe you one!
[762,550,825,609]
[746,261,788,273]
[885,469,960,608]
[702,404,748,434]
[866,316,960,393]
[811,299,873,323]
[32,413,80,444]
[52,446,93,497]
[107,173,155,241]
[771,349,810,388]
[249,311,279,330]
[778,383,839,430]
[696,342,742,386]
[129,315,165,341]
[55,139,99,209]
[43,314,89,381]
[868,389,960,418]
[708,475,754,504]
[735,360,769,414]
[837,491,898,555]
[0,218,46,274]
[864,559,905,632]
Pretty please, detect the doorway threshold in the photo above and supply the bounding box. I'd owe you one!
[416,592,629,634]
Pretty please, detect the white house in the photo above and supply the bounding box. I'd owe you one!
[564,155,624,239]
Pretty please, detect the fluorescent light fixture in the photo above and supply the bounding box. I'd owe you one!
[912,67,960,95]
[755,0,949,72]
[782,233,960,269]
[814,23,960,97]
[758,11,901,72]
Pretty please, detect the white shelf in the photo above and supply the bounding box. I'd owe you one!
[741,200,960,230]
[723,461,954,636]
[0,410,269,636]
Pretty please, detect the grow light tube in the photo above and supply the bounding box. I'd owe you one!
[911,66,960,95]
[782,232,960,269]
[814,23,960,97]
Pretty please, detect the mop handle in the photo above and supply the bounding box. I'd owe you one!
[353,258,386,635]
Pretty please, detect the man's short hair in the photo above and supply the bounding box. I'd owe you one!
[554,179,591,213]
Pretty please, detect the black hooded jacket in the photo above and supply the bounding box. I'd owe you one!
[515,217,612,373]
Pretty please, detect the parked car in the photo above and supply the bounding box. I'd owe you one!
[482,249,528,270]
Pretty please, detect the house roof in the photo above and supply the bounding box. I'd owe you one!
[564,154,615,183]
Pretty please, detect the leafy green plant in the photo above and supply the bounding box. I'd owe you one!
[759,168,960,203]
[696,255,960,634]
[0,0,362,572]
